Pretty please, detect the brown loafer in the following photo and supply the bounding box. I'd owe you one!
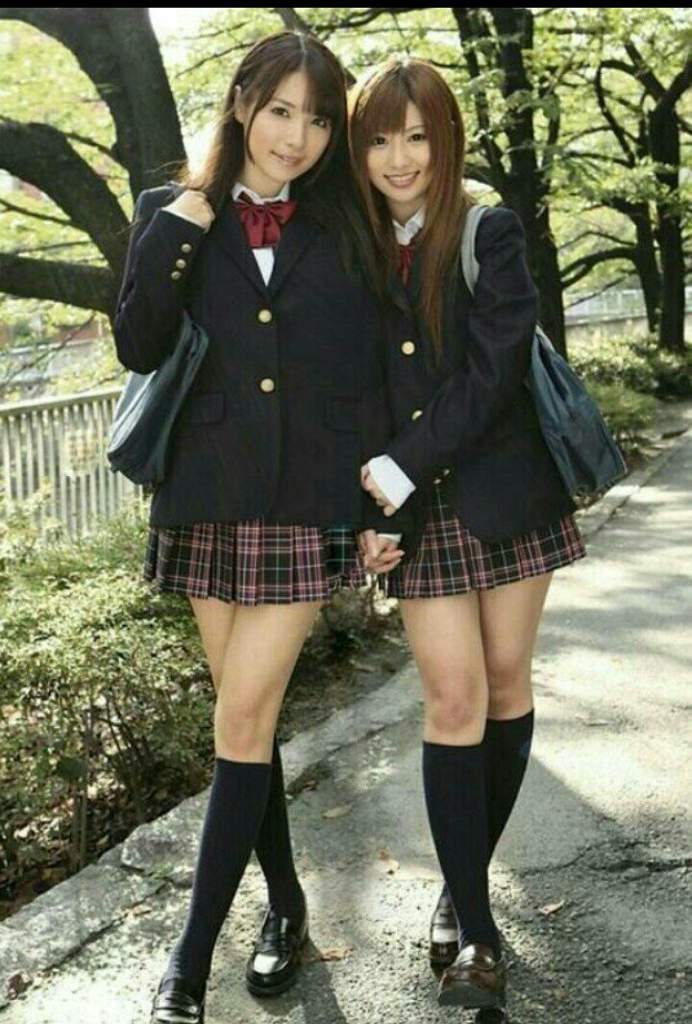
[429,885,459,969]
[437,942,507,1009]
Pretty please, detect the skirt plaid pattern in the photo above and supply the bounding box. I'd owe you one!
[143,520,368,606]
[384,486,586,600]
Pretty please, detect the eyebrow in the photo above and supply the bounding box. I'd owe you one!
[405,124,426,131]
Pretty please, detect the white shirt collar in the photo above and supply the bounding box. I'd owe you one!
[393,203,425,245]
[232,181,290,204]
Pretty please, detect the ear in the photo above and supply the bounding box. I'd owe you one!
[233,85,245,124]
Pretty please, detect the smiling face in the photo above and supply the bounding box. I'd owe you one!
[235,69,333,196]
[365,101,432,225]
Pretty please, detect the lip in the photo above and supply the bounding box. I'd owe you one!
[273,152,303,167]
[385,172,419,189]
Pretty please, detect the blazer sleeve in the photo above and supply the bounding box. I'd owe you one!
[383,207,539,486]
[113,189,207,374]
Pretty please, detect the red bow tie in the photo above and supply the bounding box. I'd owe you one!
[234,192,297,248]
[397,236,418,285]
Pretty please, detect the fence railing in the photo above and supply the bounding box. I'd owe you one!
[0,388,144,539]
[565,285,692,323]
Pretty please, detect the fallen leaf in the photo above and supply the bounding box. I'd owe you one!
[539,899,566,917]
[323,804,352,819]
[376,848,399,874]
[7,973,32,999]
[317,946,352,962]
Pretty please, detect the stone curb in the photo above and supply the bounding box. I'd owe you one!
[2,404,690,1007]
[0,664,422,1007]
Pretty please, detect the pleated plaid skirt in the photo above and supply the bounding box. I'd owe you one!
[143,520,367,606]
[383,486,586,600]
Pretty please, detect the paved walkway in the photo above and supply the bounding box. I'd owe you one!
[2,412,691,1024]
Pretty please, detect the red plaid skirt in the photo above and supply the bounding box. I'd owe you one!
[384,487,586,600]
[143,520,367,606]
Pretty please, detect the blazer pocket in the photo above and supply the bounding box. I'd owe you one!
[177,390,225,428]
[324,396,361,433]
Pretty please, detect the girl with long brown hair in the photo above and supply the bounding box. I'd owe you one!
[114,32,405,1024]
[350,58,586,1016]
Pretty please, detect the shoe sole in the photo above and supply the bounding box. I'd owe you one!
[437,978,506,1010]
[245,932,309,998]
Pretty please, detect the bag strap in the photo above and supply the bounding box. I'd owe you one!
[459,204,490,295]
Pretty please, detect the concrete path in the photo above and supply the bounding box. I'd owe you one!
[2,412,691,1024]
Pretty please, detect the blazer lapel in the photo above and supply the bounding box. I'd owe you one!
[267,208,320,298]
[208,199,269,297]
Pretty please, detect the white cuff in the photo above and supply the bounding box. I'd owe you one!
[367,455,416,509]
[377,533,402,544]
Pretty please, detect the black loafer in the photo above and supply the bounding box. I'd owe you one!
[245,903,309,997]
[429,884,460,970]
[150,978,205,1023]
[438,942,507,1009]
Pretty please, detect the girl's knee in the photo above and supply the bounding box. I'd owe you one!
[423,676,486,735]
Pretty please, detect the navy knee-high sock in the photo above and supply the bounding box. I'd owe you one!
[423,740,500,958]
[440,710,535,920]
[163,757,273,1001]
[253,735,305,918]
[485,708,535,860]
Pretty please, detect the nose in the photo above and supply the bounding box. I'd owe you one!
[284,115,308,151]
[388,135,409,169]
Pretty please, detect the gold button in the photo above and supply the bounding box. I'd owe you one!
[411,409,423,421]
[259,378,275,393]
[170,270,182,280]
[442,468,451,476]
[433,477,442,485]
[180,243,192,253]
[175,258,187,269]
[401,340,415,355]
[257,309,273,324]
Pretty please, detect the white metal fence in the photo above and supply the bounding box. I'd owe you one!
[0,388,144,539]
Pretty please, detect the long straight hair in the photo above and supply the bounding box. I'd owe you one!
[141,31,379,281]
[349,58,477,355]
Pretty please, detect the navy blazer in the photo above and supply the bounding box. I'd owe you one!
[113,185,409,534]
[382,205,575,551]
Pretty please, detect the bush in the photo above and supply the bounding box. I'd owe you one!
[586,382,657,455]
[570,332,692,398]
[0,500,214,906]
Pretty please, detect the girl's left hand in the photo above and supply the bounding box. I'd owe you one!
[360,464,398,517]
[357,530,404,573]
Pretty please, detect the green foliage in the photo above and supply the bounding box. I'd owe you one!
[586,382,657,450]
[0,500,213,894]
[570,333,692,398]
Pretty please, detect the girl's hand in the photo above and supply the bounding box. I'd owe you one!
[357,530,404,574]
[360,464,399,517]
[163,189,216,232]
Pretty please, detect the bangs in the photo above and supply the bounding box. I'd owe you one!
[301,51,345,124]
[354,69,415,141]
[246,47,344,128]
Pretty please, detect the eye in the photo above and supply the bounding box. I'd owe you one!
[408,131,427,143]
[270,105,290,117]
[312,115,331,129]
[369,134,387,147]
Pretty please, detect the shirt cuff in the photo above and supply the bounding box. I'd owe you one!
[367,455,416,509]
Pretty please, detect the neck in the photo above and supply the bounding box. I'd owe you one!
[237,168,287,199]
[390,200,425,228]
